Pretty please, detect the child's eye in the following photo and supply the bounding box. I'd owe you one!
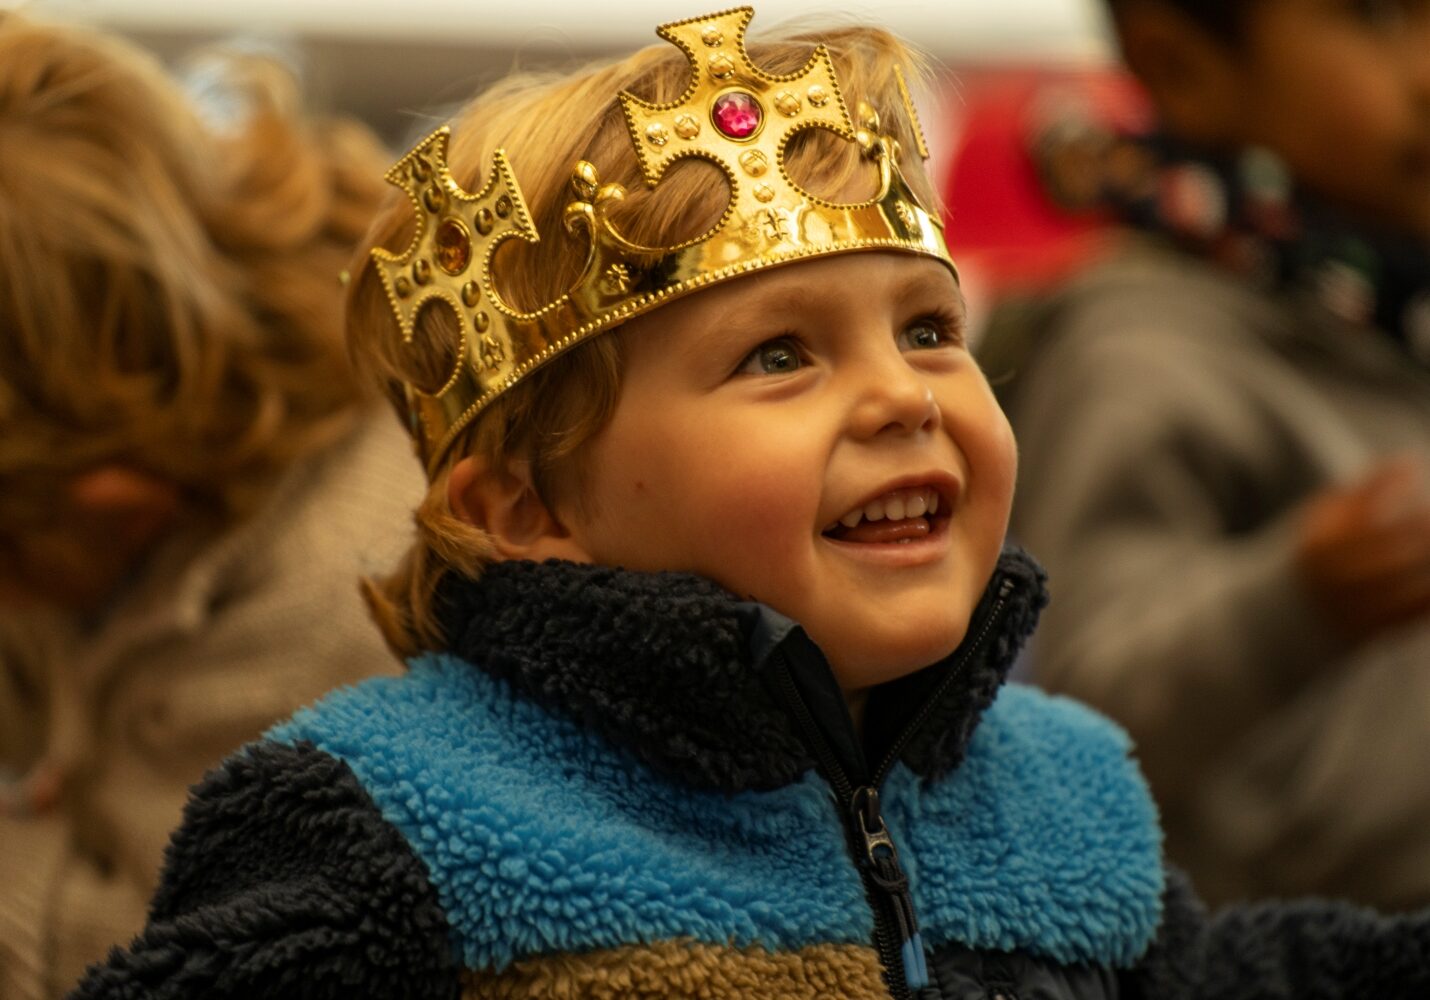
[737,337,803,375]
[897,315,959,352]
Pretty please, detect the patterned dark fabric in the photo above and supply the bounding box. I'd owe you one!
[1033,123,1430,366]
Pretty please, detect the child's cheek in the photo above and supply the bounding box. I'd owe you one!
[987,413,1019,525]
[697,469,812,552]
[951,386,1019,526]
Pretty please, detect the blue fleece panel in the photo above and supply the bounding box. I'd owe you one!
[882,683,1164,967]
[270,662,1162,973]
[269,655,871,972]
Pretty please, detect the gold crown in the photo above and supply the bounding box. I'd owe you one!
[372,6,954,474]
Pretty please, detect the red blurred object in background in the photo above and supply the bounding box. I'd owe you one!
[940,67,1152,303]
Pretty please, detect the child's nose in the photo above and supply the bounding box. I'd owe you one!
[846,357,941,440]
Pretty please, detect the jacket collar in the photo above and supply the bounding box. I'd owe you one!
[433,546,1048,794]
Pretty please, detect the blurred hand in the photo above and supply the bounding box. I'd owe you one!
[0,759,62,817]
[1295,457,1430,646]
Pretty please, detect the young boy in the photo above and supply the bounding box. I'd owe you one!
[990,0,1430,907]
[71,8,1430,999]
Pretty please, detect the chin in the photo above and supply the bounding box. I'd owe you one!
[828,626,970,692]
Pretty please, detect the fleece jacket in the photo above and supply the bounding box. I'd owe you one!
[69,549,1430,999]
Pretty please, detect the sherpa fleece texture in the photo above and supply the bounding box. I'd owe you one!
[433,561,818,793]
[69,554,1430,999]
[268,657,1162,973]
[1129,864,1430,999]
[68,741,458,1000]
[867,545,1050,781]
[884,691,1162,966]
[432,549,1051,794]
[457,940,889,999]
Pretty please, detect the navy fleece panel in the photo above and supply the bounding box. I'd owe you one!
[69,741,458,1000]
[1130,869,1430,999]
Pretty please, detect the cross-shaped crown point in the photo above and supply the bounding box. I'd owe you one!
[372,128,538,350]
[618,7,855,221]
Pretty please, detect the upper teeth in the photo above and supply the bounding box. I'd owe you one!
[834,486,940,529]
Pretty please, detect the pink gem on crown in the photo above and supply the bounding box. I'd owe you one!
[712,91,762,138]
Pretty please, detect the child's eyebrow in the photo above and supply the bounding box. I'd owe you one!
[681,286,827,355]
[893,267,967,314]
[732,266,962,322]
[746,284,827,321]
[687,263,965,356]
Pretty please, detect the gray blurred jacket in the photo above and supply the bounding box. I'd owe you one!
[0,414,421,1000]
[994,237,1430,908]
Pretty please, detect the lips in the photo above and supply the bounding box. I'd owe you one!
[822,482,954,544]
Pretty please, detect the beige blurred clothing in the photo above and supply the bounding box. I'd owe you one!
[0,414,421,1000]
[996,237,1430,908]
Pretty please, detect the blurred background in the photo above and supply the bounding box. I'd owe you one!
[0,0,1121,326]
[2,0,1116,145]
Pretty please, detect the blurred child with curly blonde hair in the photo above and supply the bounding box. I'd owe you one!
[0,14,421,998]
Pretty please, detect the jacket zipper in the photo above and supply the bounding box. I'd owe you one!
[773,577,1015,1000]
[869,577,1016,785]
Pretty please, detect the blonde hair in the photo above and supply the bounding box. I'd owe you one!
[348,23,939,657]
[0,13,389,525]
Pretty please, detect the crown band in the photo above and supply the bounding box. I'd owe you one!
[372,7,955,475]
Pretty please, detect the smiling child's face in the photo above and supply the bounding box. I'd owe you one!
[552,252,1017,694]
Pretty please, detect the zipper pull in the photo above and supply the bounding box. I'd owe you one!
[852,786,932,993]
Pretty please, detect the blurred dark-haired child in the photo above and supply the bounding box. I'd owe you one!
[985,0,1430,907]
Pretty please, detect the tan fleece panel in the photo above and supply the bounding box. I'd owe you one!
[460,938,887,999]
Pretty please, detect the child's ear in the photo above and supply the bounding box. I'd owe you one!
[1115,2,1245,146]
[447,454,594,564]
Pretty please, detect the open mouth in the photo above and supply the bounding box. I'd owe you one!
[821,484,951,545]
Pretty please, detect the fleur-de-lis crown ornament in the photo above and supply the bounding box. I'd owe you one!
[372,6,954,474]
